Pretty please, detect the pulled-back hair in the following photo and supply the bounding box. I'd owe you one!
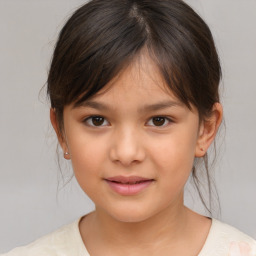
[47,0,222,215]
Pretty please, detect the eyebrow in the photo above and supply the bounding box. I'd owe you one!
[75,100,183,112]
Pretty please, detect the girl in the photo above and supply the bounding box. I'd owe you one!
[3,0,256,255]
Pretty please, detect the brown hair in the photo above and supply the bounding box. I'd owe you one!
[47,0,222,215]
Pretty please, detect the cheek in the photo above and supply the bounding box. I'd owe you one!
[67,133,107,183]
[149,130,198,186]
[69,141,104,201]
[151,132,197,166]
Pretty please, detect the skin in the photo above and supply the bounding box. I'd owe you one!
[51,54,223,255]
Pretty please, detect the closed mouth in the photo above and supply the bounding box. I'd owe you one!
[105,176,154,184]
[109,180,151,184]
[104,176,155,195]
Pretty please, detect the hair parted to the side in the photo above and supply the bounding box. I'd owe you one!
[47,0,222,215]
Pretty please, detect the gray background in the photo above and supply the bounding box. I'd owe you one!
[0,0,255,253]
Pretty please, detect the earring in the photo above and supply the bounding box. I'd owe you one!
[64,152,71,159]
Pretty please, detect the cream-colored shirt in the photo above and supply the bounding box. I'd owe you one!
[2,218,256,256]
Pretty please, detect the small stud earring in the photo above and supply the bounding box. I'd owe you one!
[64,152,70,159]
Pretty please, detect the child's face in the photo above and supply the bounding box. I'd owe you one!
[60,55,206,222]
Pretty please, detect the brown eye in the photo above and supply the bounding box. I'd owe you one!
[147,116,172,127]
[92,117,104,126]
[85,116,109,127]
[152,117,165,126]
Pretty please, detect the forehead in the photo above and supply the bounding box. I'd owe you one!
[67,53,199,119]
[91,53,179,104]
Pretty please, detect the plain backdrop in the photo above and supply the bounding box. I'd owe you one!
[0,0,256,253]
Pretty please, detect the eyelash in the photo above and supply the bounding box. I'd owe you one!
[83,115,173,128]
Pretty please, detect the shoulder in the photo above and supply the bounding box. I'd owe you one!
[1,218,89,256]
[199,219,256,256]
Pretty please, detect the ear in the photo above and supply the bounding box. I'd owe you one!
[50,108,71,160]
[195,103,223,157]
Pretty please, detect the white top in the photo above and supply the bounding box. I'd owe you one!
[2,218,256,256]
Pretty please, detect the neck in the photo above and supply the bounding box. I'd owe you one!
[97,207,188,247]
[81,195,191,250]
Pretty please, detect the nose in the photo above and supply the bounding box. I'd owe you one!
[109,127,146,167]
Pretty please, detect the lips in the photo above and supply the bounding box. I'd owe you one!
[104,176,154,195]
